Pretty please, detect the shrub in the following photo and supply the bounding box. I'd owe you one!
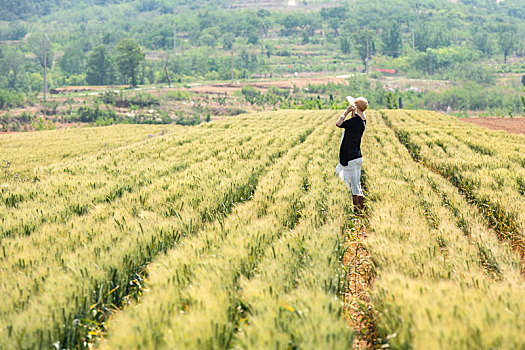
[165,90,192,101]
[74,105,117,123]
[175,112,201,125]
[98,91,160,108]
[128,92,159,107]
[241,86,262,105]
[267,86,290,98]
[31,117,56,131]
[0,89,26,109]
[40,101,59,116]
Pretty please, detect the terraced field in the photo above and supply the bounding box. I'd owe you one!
[1,110,524,349]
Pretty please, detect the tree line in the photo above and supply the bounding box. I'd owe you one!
[0,0,524,92]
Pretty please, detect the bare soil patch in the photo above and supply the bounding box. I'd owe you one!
[188,74,350,95]
[376,76,450,93]
[461,117,525,135]
[343,216,379,349]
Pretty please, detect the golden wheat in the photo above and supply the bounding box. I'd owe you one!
[2,109,525,349]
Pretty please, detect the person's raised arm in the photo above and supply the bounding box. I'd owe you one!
[336,105,354,127]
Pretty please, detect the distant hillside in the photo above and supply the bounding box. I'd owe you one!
[0,0,337,21]
[0,0,523,111]
[0,0,131,20]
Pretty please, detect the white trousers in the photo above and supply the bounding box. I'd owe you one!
[335,158,363,195]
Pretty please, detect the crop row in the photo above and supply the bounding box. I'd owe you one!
[0,124,174,176]
[382,110,525,269]
[0,111,328,349]
[384,110,525,229]
[1,116,295,322]
[0,115,297,239]
[363,110,525,348]
[101,118,353,349]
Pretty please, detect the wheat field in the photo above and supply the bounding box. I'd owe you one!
[1,110,524,349]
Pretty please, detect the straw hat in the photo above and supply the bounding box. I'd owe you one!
[355,97,368,111]
[346,96,368,120]
[346,96,368,111]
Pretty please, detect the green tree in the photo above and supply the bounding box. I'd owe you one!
[240,48,258,72]
[386,91,398,109]
[329,18,340,37]
[223,33,234,51]
[115,39,145,86]
[497,25,517,64]
[245,26,260,45]
[86,45,114,85]
[414,22,450,52]
[200,27,221,48]
[472,30,493,57]
[256,9,270,57]
[241,85,261,105]
[382,22,402,58]
[142,23,172,50]
[223,33,235,83]
[320,5,346,37]
[1,47,26,90]
[282,14,298,35]
[28,32,53,69]
[355,29,376,68]
[339,34,351,54]
[265,42,274,59]
[0,21,26,40]
[281,13,309,36]
[58,45,85,76]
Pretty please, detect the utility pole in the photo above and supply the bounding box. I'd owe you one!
[365,37,369,73]
[261,28,264,58]
[260,21,266,59]
[173,5,182,57]
[412,21,415,49]
[43,33,48,102]
[414,2,420,50]
[163,52,172,88]
[231,48,234,84]
[173,23,177,57]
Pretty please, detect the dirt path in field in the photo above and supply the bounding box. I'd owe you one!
[47,74,351,96]
[343,210,379,349]
[187,74,351,95]
[44,73,450,97]
[187,74,448,96]
[461,117,525,135]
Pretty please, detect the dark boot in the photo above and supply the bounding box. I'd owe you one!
[353,195,365,215]
[358,195,365,215]
[352,195,361,215]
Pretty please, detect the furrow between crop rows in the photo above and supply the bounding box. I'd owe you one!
[341,167,379,350]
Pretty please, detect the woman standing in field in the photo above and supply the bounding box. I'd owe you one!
[335,96,368,214]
